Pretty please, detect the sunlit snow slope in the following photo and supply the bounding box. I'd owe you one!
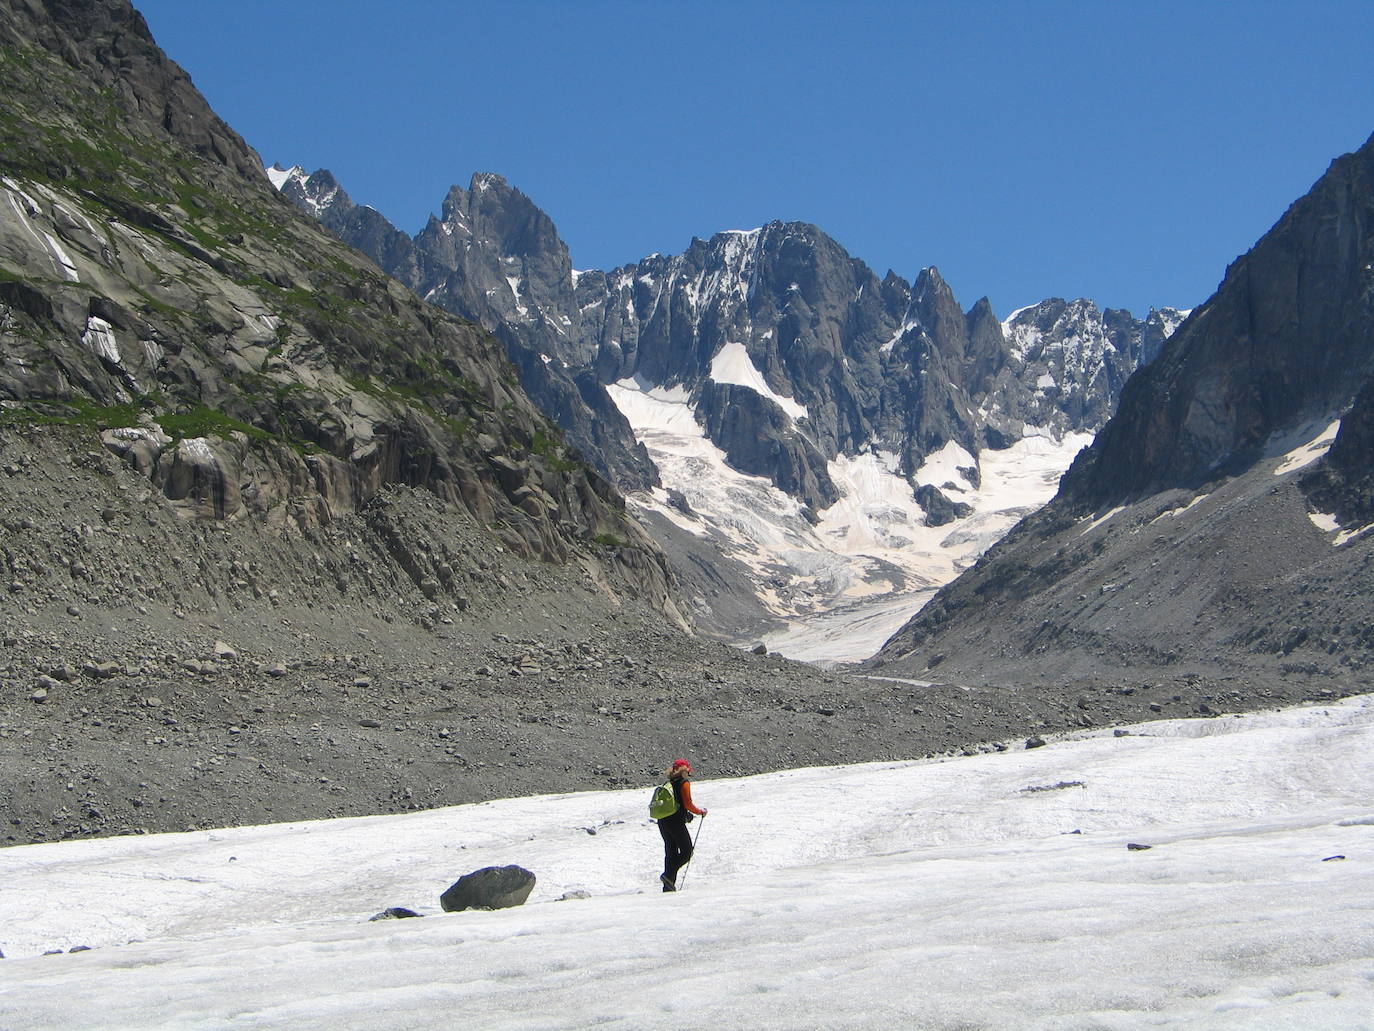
[3,698,1372,1030]
[609,376,1090,663]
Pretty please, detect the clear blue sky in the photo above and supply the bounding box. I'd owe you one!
[135,1,1373,318]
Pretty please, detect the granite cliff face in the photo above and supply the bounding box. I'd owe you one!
[1000,299,1189,439]
[277,167,1182,517]
[875,131,1374,698]
[1058,135,1374,511]
[0,0,673,608]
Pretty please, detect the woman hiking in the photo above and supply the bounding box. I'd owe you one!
[653,758,707,892]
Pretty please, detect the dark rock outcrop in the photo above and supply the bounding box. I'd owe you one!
[694,381,838,510]
[369,907,423,921]
[440,865,536,912]
[913,484,972,527]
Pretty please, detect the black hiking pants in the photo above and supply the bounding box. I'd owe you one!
[658,814,694,881]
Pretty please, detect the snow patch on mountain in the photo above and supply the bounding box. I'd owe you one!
[709,342,808,421]
[913,440,977,491]
[879,317,921,354]
[1271,417,1342,476]
[266,163,304,191]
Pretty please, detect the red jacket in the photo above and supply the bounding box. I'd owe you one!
[673,778,707,816]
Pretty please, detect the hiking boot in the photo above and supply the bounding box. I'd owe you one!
[660,874,677,892]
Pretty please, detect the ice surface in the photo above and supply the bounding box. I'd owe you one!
[2,697,1372,1029]
[1307,511,1374,547]
[1080,505,1126,535]
[1335,523,1374,546]
[1150,493,1209,523]
[1310,511,1342,533]
[913,439,977,490]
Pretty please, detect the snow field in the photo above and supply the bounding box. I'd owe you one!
[708,342,808,421]
[2,698,1373,1028]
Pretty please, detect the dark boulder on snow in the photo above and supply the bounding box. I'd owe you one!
[440,864,536,912]
[369,907,423,921]
[914,484,973,527]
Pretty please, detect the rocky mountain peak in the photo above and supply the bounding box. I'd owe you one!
[421,172,573,319]
[441,172,555,247]
[273,165,350,220]
[282,167,1181,509]
[0,0,263,181]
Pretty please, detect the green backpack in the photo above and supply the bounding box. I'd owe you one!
[649,781,678,820]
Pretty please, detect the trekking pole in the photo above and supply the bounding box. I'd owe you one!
[677,814,706,891]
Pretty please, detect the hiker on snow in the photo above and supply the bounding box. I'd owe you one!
[651,758,708,892]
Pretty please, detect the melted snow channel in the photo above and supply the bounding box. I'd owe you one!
[80,317,119,364]
[3,180,80,281]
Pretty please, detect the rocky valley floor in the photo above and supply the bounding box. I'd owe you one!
[0,427,1361,847]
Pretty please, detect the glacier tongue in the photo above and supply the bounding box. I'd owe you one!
[608,377,1091,664]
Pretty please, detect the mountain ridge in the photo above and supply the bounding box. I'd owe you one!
[274,163,1185,646]
[276,165,1184,505]
[874,130,1374,695]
